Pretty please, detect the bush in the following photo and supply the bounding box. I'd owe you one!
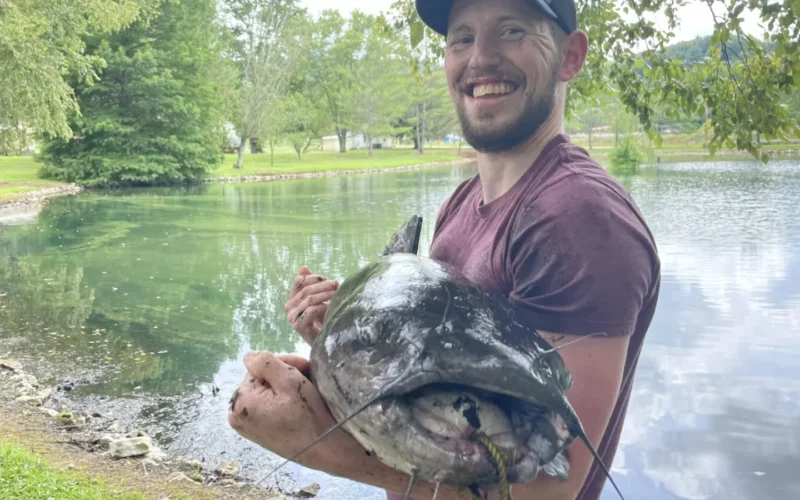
[610,136,644,173]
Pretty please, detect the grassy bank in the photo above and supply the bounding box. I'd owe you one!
[214,146,467,177]
[0,439,146,499]
[0,156,62,203]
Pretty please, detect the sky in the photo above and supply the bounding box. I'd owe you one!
[299,0,767,44]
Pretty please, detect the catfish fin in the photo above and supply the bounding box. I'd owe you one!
[380,214,423,256]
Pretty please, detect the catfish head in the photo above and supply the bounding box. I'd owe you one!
[309,251,582,488]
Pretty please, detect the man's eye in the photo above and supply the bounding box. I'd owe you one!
[504,28,524,37]
[450,35,473,47]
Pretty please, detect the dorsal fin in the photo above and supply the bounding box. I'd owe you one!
[380,215,423,256]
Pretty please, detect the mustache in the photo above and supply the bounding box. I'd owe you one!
[457,71,525,91]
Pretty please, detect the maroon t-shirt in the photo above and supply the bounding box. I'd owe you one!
[386,134,660,499]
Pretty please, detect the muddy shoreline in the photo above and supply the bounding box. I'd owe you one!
[0,356,314,499]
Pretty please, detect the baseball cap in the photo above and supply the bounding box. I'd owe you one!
[415,0,577,37]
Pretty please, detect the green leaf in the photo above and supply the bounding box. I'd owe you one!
[410,20,424,49]
[792,0,800,17]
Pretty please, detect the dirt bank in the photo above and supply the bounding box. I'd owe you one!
[0,358,311,500]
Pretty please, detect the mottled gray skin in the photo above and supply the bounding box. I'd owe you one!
[308,217,584,491]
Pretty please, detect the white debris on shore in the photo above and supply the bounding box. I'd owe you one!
[0,357,293,498]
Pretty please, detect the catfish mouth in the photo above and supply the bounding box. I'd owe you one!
[374,382,570,485]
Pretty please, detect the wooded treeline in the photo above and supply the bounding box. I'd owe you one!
[2,0,799,187]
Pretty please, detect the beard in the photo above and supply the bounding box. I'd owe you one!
[456,69,559,153]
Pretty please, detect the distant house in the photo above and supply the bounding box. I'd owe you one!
[321,133,394,152]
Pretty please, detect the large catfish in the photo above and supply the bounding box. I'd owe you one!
[274,215,625,499]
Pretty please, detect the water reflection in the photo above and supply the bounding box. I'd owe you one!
[1,160,799,499]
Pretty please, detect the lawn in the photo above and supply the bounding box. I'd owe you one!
[213,146,468,177]
[0,440,146,500]
[0,156,63,203]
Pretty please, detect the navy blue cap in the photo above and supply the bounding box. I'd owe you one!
[415,0,577,36]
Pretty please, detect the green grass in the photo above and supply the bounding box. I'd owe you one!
[0,156,58,184]
[213,147,467,177]
[0,440,146,499]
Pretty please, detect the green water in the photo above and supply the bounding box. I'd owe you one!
[2,160,800,500]
[0,168,468,395]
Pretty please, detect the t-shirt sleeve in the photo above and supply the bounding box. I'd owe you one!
[507,176,658,337]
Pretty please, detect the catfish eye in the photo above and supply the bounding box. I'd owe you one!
[355,318,380,346]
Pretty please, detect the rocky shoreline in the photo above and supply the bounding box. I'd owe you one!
[0,158,473,221]
[0,183,84,210]
[0,357,317,499]
[210,158,474,184]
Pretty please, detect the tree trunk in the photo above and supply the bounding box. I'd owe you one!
[704,104,709,141]
[295,145,302,160]
[415,104,423,154]
[235,135,247,169]
[270,141,275,167]
[588,128,593,149]
[303,137,313,153]
[336,128,347,153]
[368,135,374,157]
[420,101,426,154]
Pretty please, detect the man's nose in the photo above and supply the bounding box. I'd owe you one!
[468,34,503,72]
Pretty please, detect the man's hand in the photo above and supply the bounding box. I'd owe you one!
[228,353,468,500]
[227,351,339,465]
[285,266,339,345]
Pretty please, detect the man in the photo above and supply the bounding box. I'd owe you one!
[228,0,661,498]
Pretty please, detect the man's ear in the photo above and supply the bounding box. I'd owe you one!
[559,29,588,83]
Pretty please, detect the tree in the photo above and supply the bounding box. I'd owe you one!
[222,0,305,169]
[352,20,413,157]
[38,0,225,187]
[0,0,159,153]
[385,0,800,162]
[282,92,329,159]
[305,10,372,153]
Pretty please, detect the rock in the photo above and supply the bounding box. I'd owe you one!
[167,472,194,483]
[125,429,146,438]
[107,421,124,433]
[40,407,59,418]
[15,388,52,406]
[109,436,153,458]
[296,483,321,497]
[57,412,76,426]
[144,447,168,463]
[0,359,22,371]
[215,459,240,478]
[91,411,103,418]
[11,373,39,393]
[98,433,124,449]
[141,458,160,468]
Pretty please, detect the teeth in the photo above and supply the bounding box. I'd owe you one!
[473,83,515,98]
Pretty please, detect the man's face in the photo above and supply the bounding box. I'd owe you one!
[444,0,564,152]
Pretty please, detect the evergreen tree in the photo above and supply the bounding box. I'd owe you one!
[38,0,225,187]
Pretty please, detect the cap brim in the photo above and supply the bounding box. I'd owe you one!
[415,0,573,37]
[415,0,452,37]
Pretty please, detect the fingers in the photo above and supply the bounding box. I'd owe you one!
[293,304,327,342]
[286,279,338,312]
[244,351,305,392]
[289,271,330,301]
[277,354,311,377]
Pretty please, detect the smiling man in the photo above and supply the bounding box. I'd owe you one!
[228,0,661,499]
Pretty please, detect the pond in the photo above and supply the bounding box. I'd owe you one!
[1,159,799,500]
